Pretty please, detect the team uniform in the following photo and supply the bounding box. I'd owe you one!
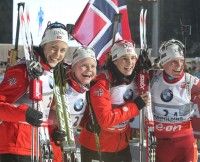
[50,71,88,162]
[79,70,143,162]
[79,40,147,162]
[50,46,97,162]
[65,72,88,128]
[150,39,200,162]
[151,70,200,162]
[0,47,54,160]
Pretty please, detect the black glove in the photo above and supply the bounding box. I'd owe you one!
[25,107,43,127]
[52,129,66,146]
[134,96,146,110]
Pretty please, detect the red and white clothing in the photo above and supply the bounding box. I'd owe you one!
[65,72,88,128]
[49,71,88,162]
[0,50,54,156]
[191,104,200,139]
[191,71,200,139]
[151,71,200,162]
[79,71,140,152]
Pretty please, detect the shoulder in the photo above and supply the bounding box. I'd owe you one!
[4,63,28,79]
[0,64,29,102]
[89,71,111,96]
[91,71,110,88]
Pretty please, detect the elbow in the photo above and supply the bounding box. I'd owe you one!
[97,114,116,129]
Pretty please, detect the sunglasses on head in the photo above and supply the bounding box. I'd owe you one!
[73,46,95,56]
[46,21,67,31]
[159,39,185,53]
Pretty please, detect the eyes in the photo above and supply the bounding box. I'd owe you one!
[170,60,184,66]
[80,63,96,69]
[51,46,67,53]
[121,56,137,62]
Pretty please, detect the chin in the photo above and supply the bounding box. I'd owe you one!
[123,71,132,76]
[82,80,91,85]
[49,61,59,68]
[49,64,56,68]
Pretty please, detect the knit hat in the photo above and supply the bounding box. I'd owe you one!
[66,46,96,66]
[110,40,138,61]
[40,28,69,46]
[159,39,184,66]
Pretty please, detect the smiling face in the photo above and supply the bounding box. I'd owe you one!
[72,58,97,85]
[113,54,138,76]
[43,40,68,68]
[162,58,184,78]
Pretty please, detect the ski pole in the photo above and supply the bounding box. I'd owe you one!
[29,79,43,162]
[54,62,77,162]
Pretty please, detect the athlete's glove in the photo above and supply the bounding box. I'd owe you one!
[26,107,43,127]
[133,95,146,110]
[52,128,66,146]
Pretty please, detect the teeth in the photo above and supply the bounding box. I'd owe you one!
[83,75,91,78]
[125,67,132,70]
[51,58,57,61]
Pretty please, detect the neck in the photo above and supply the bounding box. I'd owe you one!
[163,70,184,83]
[68,72,88,92]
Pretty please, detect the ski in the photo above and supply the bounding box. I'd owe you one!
[19,4,53,162]
[7,2,24,67]
[54,63,77,162]
[138,8,156,162]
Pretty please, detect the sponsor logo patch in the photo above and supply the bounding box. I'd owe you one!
[160,89,173,102]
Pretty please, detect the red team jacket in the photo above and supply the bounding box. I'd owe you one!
[49,71,88,162]
[79,71,141,152]
[0,64,32,155]
[0,50,53,156]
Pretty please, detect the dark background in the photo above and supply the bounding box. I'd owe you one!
[127,0,200,57]
[0,0,13,44]
[0,0,199,57]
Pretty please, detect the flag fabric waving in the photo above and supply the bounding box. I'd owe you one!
[72,0,132,66]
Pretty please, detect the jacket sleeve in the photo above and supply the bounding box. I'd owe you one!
[191,77,200,107]
[0,64,29,122]
[0,64,29,103]
[89,78,140,129]
[0,102,28,122]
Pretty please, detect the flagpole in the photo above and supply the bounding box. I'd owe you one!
[112,14,121,45]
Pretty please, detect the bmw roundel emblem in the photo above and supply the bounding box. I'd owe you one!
[74,98,84,111]
[123,89,133,101]
[160,89,173,102]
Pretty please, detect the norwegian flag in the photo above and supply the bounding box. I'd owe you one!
[72,0,132,66]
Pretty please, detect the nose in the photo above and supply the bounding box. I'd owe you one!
[53,50,61,59]
[177,60,184,66]
[127,58,134,65]
[86,65,92,71]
